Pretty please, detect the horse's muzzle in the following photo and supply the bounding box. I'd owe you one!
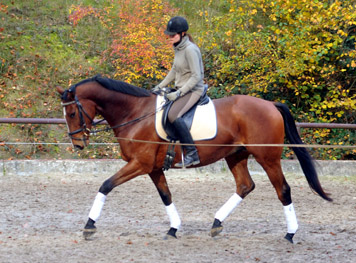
[74,144,85,150]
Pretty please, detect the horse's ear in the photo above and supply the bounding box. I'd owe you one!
[56,86,65,95]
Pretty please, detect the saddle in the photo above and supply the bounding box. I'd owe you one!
[155,85,217,142]
[162,85,209,140]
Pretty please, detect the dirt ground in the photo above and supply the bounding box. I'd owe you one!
[0,169,355,263]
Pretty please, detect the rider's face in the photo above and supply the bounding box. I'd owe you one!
[168,33,181,45]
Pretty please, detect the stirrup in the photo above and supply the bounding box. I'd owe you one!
[175,152,200,168]
[175,159,200,168]
[163,141,176,171]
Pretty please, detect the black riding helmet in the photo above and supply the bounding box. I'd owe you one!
[164,16,189,35]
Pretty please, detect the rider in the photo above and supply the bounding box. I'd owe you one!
[153,16,205,167]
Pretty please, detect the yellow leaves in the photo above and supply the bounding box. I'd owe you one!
[250,9,257,15]
[326,101,335,109]
[336,111,344,118]
[337,29,348,37]
[225,30,232,37]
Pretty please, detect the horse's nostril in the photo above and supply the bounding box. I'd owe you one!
[74,144,84,150]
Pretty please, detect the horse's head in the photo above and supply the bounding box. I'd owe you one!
[56,86,96,150]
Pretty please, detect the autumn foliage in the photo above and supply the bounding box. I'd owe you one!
[199,0,356,121]
[69,0,176,87]
[0,0,355,160]
[196,0,356,159]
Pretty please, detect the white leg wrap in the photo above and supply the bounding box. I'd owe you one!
[165,203,181,230]
[88,192,106,222]
[215,193,243,222]
[283,203,298,234]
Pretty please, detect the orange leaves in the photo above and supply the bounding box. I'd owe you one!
[68,0,176,86]
[0,3,8,13]
[108,0,175,84]
[68,5,98,26]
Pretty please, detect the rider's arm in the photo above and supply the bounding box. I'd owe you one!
[158,65,176,88]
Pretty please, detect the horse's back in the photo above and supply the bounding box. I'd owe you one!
[214,94,278,115]
[213,95,285,144]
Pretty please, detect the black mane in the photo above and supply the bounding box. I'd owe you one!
[63,75,151,100]
[94,75,151,97]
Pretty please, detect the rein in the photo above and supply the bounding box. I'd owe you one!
[61,95,169,140]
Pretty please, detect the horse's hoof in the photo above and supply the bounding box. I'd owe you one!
[163,234,177,240]
[210,226,223,237]
[83,227,97,240]
[284,233,294,244]
[211,218,223,237]
[163,227,177,240]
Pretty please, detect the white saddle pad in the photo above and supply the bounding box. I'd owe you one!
[155,95,217,141]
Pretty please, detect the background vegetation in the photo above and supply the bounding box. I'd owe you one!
[0,0,355,160]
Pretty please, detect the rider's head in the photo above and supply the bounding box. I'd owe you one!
[165,16,189,46]
[164,16,189,36]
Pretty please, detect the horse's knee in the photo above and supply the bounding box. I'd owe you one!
[98,179,115,195]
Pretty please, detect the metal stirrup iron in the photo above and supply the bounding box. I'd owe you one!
[163,140,176,171]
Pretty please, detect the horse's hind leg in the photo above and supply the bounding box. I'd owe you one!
[211,153,255,237]
[149,169,181,239]
[256,156,298,243]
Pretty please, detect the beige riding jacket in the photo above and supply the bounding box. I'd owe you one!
[158,36,204,96]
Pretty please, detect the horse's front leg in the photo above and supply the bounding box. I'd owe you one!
[83,160,145,240]
[149,169,181,239]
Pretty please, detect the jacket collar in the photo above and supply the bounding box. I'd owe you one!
[174,35,190,51]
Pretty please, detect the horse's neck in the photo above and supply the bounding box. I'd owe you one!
[97,91,154,128]
[79,82,154,129]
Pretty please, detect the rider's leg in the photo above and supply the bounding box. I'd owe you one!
[172,118,200,167]
[168,92,201,167]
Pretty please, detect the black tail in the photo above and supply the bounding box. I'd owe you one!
[275,102,332,202]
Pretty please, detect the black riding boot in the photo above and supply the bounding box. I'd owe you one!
[172,118,200,167]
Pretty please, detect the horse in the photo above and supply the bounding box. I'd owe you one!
[57,75,332,243]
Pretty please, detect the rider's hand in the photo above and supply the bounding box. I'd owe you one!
[166,90,181,101]
[151,85,161,93]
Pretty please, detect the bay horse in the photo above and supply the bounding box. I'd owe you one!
[57,75,331,243]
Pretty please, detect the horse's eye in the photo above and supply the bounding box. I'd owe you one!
[69,112,76,118]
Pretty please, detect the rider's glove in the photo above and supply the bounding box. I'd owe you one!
[151,85,162,94]
[166,90,181,101]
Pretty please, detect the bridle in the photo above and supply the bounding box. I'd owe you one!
[61,96,100,145]
[61,92,170,145]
